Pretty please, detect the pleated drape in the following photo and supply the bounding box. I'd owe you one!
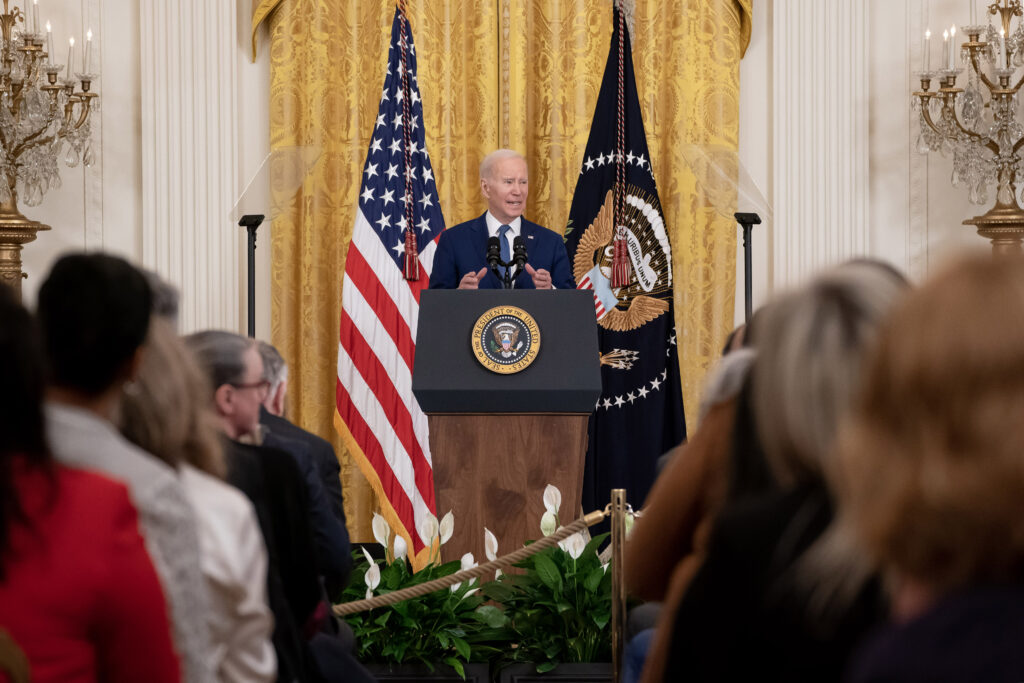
[253,0,751,541]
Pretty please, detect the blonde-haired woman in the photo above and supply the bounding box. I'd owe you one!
[840,254,1024,682]
[653,261,908,683]
[119,318,275,683]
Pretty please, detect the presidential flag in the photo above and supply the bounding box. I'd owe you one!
[565,4,687,517]
[335,6,443,568]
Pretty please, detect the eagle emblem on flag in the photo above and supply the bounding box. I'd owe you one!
[573,188,672,332]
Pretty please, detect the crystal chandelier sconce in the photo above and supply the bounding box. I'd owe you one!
[912,0,1024,255]
[0,0,98,296]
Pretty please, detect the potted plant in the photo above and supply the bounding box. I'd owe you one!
[486,486,614,682]
[339,512,504,681]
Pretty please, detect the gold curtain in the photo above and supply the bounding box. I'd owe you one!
[255,0,751,542]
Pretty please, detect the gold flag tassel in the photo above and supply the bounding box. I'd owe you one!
[398,0,420,281]
[610,1,631,290]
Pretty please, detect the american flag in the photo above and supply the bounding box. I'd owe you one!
[335,6,443,567]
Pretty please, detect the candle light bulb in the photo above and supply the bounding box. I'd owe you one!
[45,20,52,65]
[84,28,92,74]
[66,36,74,79]
[951,25,958,69]
[925,29,932,72]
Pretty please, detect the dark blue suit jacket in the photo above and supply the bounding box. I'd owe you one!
[429,212,574,290]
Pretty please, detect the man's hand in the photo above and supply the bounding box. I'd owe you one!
[526,264,552,289]
[458,267,489,290]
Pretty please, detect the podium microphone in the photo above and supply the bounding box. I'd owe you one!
[511,236,528,280]
[486,236,503,282]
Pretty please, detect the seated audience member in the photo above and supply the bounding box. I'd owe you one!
[258,341,349,534]
[119,318,276,683]
[188,330,374,683]
[651,261,907,683]
[253,341,352,597]
[186,329,322,682]
[36,253,213,683]
[840,254,1024,683]
[0,286,180,682]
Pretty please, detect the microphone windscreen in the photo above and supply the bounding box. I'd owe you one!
[512,236,527,265]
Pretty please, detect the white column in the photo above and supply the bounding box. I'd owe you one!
[140,0,239,332]
[772,0,870,287]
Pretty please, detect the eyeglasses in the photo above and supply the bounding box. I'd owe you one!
[230,379,271,399]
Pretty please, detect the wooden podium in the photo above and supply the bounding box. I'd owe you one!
[413,290,601,564]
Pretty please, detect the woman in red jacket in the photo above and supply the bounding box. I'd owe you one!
[0,286,180,683]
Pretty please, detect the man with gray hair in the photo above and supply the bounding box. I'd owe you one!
[257,340,348,532]
[429,149,573,290]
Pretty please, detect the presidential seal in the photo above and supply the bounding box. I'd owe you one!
[471,306,541,374]
[573,188,673,332]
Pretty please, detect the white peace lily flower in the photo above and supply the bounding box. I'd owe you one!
[451,552,478,592]
[561,532,586,560]
[461,587,480,601]
[418,512,439,547]
[461,552,477,571]
[602,562,610,574]
[540,510,558,537]
[439,510,455,545]
[543,484,562,515]
[484,527,499,561]
[393,534,408,561]
[362,547,380,595]
[371,512,391,548]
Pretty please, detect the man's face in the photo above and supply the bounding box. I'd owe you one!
[227,346,267,438]
[481,156,529,225]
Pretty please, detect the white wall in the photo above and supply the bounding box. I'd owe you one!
[737,0,986,324]
[20,0,270,338]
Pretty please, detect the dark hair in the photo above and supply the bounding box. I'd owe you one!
[37,253,153,396]
[0,285,51,577]
[185,330,255,390]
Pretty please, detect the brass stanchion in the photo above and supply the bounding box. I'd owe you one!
[610,488,627,683]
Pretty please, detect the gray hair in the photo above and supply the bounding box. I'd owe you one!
[479,149,526,180]
[752,260,908,619]
[752,260,908,487]
[257,340,288,396]
[184,330,255,391]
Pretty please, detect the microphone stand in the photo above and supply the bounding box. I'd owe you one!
[238,214,265,338]
[734,212,761,324]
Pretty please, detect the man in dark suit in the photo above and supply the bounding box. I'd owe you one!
[258,341,347,529]
[429,149,574,290]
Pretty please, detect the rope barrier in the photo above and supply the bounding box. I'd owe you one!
[333,508,609,616]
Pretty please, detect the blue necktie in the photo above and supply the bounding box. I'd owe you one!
[498,224,511,280]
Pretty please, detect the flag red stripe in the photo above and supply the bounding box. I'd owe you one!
[335,379,425,552]
[340,310,436,509]
[344,246,416,371]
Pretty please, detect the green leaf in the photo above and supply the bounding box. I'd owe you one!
[537,661,558,673]
[533,552,563,593]
[452,636,471,661]
[481,581,517,603]
[584,566,605,593]
[442,657,466,679]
